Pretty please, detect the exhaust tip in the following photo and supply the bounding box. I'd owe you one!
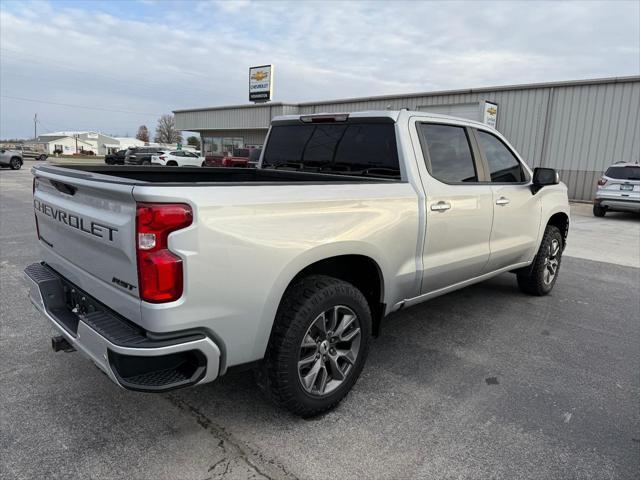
[51,335,75,353]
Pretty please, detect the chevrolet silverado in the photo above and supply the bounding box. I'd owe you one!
[25,110,570,416]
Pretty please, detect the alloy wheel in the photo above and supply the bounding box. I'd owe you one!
[297,305,361,397]
[543,238,560,284]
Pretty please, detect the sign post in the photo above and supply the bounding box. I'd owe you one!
[249,65,273,103]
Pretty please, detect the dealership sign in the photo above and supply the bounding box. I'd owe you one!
[483,101,498,128]
[249,65,273,102]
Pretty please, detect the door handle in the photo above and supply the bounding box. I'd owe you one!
[496,197,510,206]
[430,201,451,212]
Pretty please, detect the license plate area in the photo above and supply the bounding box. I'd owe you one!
[620,184,633,191]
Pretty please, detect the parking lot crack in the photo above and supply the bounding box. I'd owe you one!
[166,394,299,480]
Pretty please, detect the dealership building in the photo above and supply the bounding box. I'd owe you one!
[174,75,639,201]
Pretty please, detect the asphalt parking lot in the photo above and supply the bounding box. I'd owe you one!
[1,161,639,480]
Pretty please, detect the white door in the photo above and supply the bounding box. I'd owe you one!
[181,152,202,167]
[416,122,494,293]
[473,129,542,271]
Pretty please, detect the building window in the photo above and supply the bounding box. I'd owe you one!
[202,136,243,156]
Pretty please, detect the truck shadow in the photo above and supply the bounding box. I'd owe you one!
[167,271,534,421]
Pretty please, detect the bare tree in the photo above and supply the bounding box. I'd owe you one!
[154,114,182,144]
[136,125,150,143]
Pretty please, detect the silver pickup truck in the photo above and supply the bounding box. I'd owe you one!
[25,111,570,416]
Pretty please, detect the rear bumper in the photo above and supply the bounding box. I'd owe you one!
[594,195,640,212]
[24,263,221,392]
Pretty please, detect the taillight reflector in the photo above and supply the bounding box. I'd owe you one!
[33,177,40,239]
[136,203,192,303]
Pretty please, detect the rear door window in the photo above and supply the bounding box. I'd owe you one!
[418,124,478,183]
[476,130,526,183]
[263,122,400,178]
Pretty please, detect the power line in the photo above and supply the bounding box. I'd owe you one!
[0,95,163,116]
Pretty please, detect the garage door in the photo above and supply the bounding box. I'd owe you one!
[417,102,482,122]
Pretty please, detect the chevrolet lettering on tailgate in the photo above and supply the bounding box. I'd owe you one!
[34,199,118,241]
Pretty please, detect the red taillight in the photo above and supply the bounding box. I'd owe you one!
[597,177,606,187]
[159,156,165,160]
[222,158,230,167]
[136,203,192,303]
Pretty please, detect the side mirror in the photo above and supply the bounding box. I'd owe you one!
[532,167,559,193]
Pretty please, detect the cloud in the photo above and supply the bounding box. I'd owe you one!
[1,0,638,138]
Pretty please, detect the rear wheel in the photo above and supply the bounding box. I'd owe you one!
[38,154,47,161]
[260,275,371,417]
[517,225,563,296]
[166,161,178,166]
[593,204,606,217]
[9,157,22,170]
[142,160,151,166]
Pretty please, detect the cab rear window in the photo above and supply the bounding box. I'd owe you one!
[263,123,400,178]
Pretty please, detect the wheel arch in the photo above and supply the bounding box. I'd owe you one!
[287,254,386,336]
[546,211,569,250]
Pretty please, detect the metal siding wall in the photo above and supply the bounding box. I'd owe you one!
[544,81,640,199]
[176,106,273,130]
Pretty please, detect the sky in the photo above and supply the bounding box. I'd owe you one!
[1,0,639,139]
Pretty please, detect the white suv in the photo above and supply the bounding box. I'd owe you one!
[151,150,204,167]
[593,162,640,216]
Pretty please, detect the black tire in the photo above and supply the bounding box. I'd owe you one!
[142,159,151,166]
[259,275,372,417]
[166,161,178,166]
[9,157,22,170]
[517,225,563,296]
[593,204,606,217]
[38,154,47,161]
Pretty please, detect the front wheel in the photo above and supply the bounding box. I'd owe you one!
[38,154,47,161]
[9,157,22,170]
[260,275,371,417]
[517,225,563,296]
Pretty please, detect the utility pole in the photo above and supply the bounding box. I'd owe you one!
[34,113,37,139]
[75,134,78,154]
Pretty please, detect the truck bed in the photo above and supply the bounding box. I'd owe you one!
[36,164,398,185]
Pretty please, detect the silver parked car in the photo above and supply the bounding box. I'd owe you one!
[593,162,640,216]
[20,145,48,161]
[0,148,23,170]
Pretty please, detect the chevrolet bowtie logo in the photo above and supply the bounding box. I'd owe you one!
[251,71,268,81]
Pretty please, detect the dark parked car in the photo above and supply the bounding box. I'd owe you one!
[125,147,165,165]
[105,149,127,165]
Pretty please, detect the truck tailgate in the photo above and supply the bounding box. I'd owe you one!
[33,168,140,299]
